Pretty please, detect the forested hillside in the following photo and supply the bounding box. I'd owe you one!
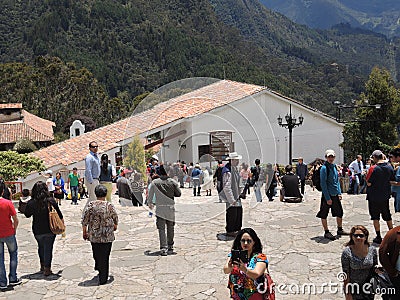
[261,0,400,38]
[0,0,399,135]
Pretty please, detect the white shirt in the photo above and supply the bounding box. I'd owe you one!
[46,177,54,192]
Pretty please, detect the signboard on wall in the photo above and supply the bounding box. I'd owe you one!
[210,131,234,161]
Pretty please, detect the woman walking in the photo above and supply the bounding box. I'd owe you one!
[82,185,118,285]
[53,172,67,206]
[25,181,63,276]
[341,225,379,299]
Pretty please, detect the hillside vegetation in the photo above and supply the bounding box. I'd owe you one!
[0,0,399,135]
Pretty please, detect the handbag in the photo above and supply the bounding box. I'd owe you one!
[48,202,65,235]
[361,267,393,299]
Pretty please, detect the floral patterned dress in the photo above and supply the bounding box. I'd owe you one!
[228,253,268,300]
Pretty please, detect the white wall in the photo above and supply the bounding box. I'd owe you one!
[183,91,343,166]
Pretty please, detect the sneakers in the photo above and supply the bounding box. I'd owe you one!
[324,232,336,241]
[373,236,382,244]
[8,278,22,286]
[337,229,350,236]
[160,249,168,256]
[0,285,7,290]
[167,248,174,255]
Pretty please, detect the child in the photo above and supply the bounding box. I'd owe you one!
[19,188,31,213]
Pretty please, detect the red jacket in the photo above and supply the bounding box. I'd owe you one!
[379,226,400,277]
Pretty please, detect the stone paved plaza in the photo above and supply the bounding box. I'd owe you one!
[1,185,394,299]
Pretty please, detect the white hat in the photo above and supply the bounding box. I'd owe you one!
[325,149,336,157]
[228,152,242,160]
[44,170,53,175]
[152,154,159,161]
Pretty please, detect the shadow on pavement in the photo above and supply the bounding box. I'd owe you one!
[144,250,162,256]
[21,270,62,281]
[216,233,235,241]
[310,236,336,244]
[78,275,114,287]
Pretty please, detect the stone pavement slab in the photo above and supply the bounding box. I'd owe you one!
[0,185,394,299]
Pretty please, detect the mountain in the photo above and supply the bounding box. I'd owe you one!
[260,0,400,38]
[0,0,399,134]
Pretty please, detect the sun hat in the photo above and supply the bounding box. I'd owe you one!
[325,149,336,157]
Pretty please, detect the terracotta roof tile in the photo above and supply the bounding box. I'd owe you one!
[31,80,264,167]
[0,110,55,144]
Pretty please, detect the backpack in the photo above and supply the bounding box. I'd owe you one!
[249,166,260,186]
[312,164,329,192]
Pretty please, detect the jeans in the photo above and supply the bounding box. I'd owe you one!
[91,242,112,285]
[300,179,306,195]
[34,233,56,268]
[0,235,18,287]
[70,185,78,204]
[156,217,174,250]
[254,183,263,202]
[353,174,360,194]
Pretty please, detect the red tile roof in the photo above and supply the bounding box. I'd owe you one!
[0,103,22,109]
[30,80,264,167]
[0,110,55,144]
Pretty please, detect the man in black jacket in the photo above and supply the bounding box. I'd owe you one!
[280,165,302,202]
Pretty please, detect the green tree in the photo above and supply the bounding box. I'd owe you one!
[123,134,146,180]
[341,67,400,160]
[13,138,37,154]
[0,151,46,181]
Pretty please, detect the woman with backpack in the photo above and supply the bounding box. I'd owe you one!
[223,228,273,300]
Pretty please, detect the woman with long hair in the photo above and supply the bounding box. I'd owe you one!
[53,172,66,206]
[25,181,63,276]
[99,154,115,202]
[341,225,378,300]
[223,228,269,300]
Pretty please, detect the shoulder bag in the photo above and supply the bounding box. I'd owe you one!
[48,202,65,235]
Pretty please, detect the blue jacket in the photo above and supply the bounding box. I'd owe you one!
[53,177,67,195]
[320,162,341,201]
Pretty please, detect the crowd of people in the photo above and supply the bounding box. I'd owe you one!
[4,141,400,299]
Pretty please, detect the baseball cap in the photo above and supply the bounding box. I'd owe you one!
[371,150,383,158]
[325,149,336,157]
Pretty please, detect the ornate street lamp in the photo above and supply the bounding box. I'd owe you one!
[278,104,304,165]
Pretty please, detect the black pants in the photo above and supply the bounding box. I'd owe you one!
[226,206,243,233]
[266,183,276,200]
[300,179,306,195]
[91,242,112,285]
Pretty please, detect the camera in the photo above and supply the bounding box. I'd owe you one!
[233,283,244,293]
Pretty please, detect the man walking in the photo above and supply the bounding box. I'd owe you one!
[68,167,80,205]
[349,155,364,194]
[0,181,20,289]
[366,150,394,244]
[316,149,349,240]
[148,165,181,256]
[83,141,100,216]
[296,157,308,195]
[213,160,224,202]
[221,152,243,237]
[251,159,264,202]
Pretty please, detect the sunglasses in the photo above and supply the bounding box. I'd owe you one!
[90,145,98,148]
[240,239,253,244]
[353,234,365,238]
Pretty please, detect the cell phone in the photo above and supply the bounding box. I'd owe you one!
[231,249,248,264]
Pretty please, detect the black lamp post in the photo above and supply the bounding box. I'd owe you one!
[278,104,304,165]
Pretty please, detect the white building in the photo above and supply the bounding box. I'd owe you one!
[25,79,343,188]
